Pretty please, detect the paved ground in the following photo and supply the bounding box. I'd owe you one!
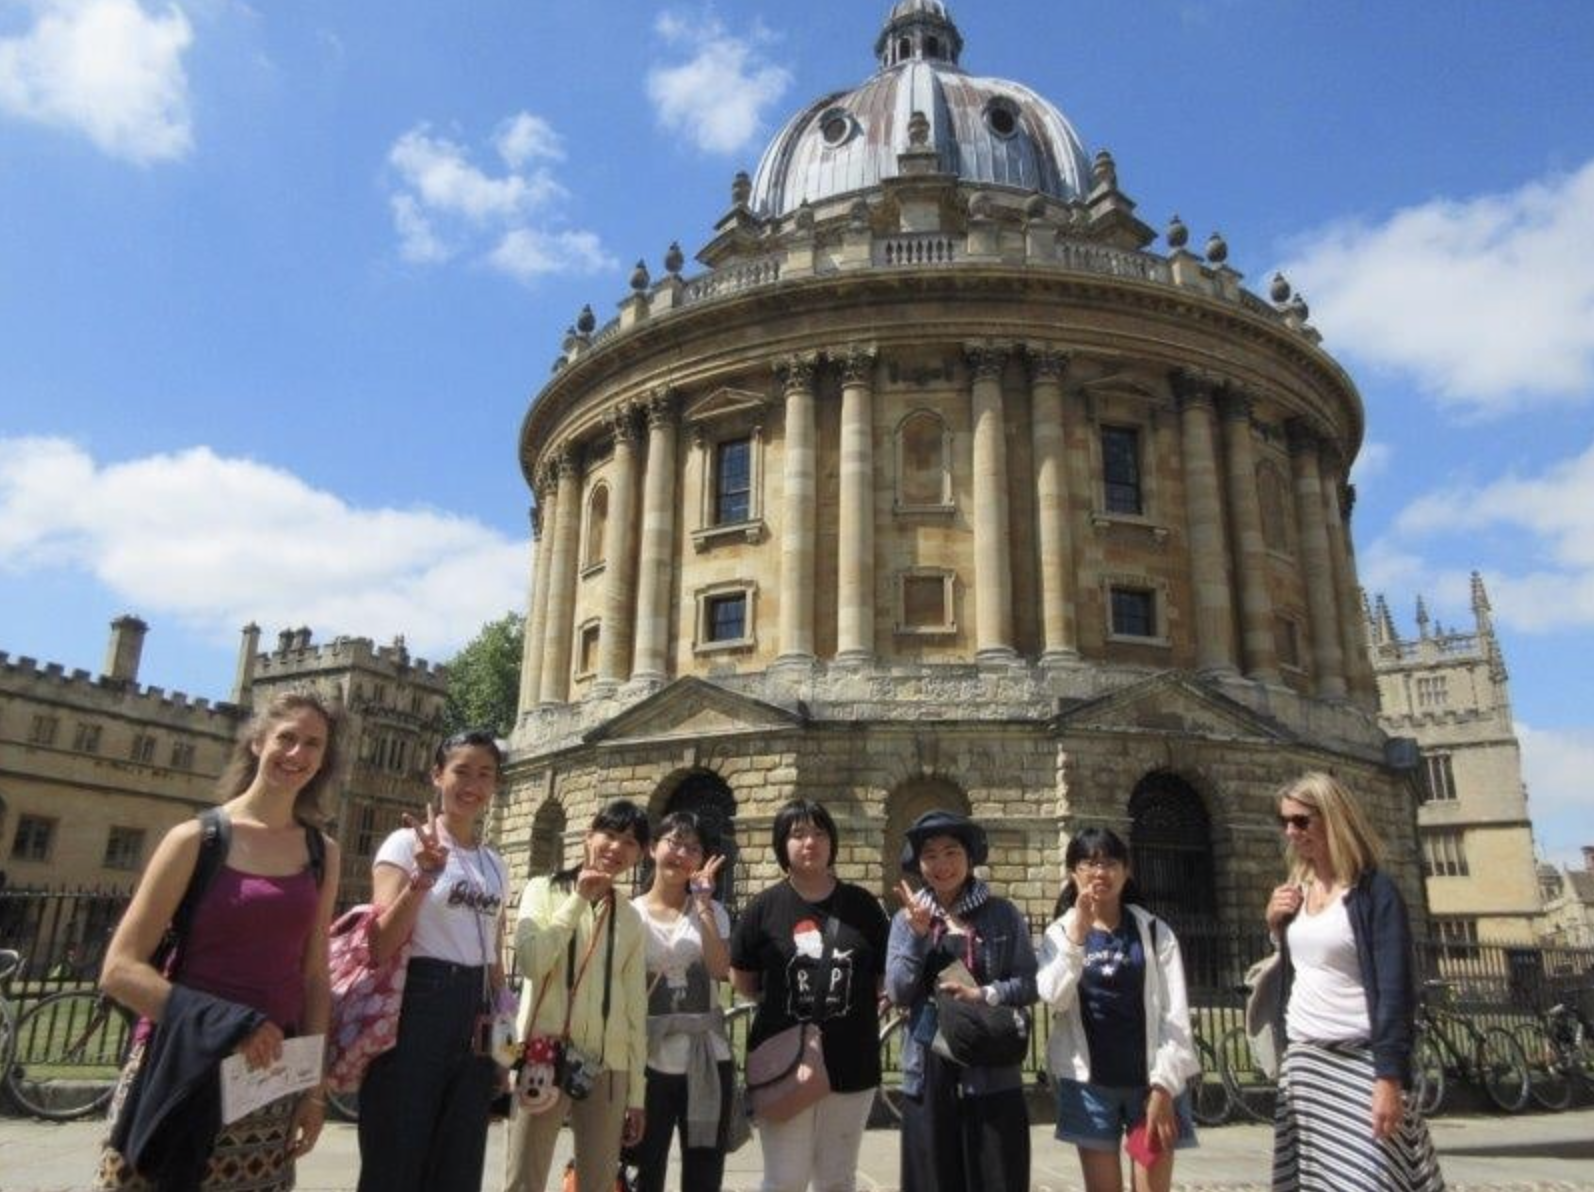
[3,1108,1593,1191]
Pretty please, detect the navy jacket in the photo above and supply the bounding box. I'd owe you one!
[111,984,266,1191]
[1276,867,1416,1086]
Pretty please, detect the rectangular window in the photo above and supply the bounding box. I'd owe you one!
[706,593,747,643]
[29,714,59,746]
[169,741,195,770]
[1276,618,1301,670]
[73,722,102,753]
[715,438,751,524]
[578,623,601,675]
[104,826,145,871]
[130,733,157,764]
[355,804,377,856]
[903,575,948,630]
[1421,752,1457,804]
[1435,917,1478,959]
[11,815,56,862]
[1101,426,1143,515]
[1110,587,1156,639]
[1417,676,1449,709]
[1423,830,1468,878]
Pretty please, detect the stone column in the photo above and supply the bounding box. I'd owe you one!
[631,391,679,686]
[1028,346,1076,662]
[1173,371,1238,676]
[967,343,1015,661]
[1218,387,1280,684]
[537,447,582,704]
[776,355,819,666]
[518,489,555,715]
[596,406,641,693]
[1287,421,1348,699]
[1321,456,1376,706]
[836,346,877,664]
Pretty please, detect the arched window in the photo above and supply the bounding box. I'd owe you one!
[529,798,568,879]
[1128,772,1218,978]
[926,35,940,59]
[897,36,910,62]
[896,410,951,510]
[1257,462,1293,555]
[882,777,971,902]
[583,484,609,570]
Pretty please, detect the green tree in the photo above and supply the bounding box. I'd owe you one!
[443,612,524,738]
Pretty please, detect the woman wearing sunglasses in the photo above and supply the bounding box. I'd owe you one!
[1265,772,1444,1192]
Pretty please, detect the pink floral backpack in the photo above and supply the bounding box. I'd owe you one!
[326,905,412,1093]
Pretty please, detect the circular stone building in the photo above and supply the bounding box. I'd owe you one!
[504,0,1423,942]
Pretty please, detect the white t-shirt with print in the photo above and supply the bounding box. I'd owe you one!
[374,828,505,968]
[634,896,732,1074]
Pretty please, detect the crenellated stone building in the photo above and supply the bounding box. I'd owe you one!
[1367,576,1544,946]
[502,0,1425,942]
[0,618,448,905]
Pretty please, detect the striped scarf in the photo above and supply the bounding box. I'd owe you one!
[913,878,990,924]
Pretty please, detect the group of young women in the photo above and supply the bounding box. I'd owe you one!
[88,689,1442,1192]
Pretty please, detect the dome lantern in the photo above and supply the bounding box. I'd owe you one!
[874,0,964,68]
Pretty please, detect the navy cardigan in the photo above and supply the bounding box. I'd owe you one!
[1275,867,1417,1086]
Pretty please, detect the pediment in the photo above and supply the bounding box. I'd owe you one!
[1053,671,1294,744]
[683,386,770,427]
[585,676,804,747]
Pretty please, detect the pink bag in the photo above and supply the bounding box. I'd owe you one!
[326,904,411,1093]
[744,1023,830,1122]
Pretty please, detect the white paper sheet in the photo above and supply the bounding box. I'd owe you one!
[218,1034,325,1125]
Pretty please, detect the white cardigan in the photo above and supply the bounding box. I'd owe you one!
[1036,904,1200,1094]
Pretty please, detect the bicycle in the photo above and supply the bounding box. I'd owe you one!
[877,1007,909,1122]
[5,987,135,1120]
[0,949,20,1088]
[1410,981,1530,1115]
[1186,1028,1231,1127]
[1515,1002,1594,1112]
[1215,1021,1275,1125]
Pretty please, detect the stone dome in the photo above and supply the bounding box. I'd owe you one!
[748,2,1091,217]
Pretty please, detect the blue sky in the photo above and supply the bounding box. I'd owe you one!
[2,1,1592,866]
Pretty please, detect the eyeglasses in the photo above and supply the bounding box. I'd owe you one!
[1277,813,1314,832]
[1074,857,1123,872]
[660,835,703,857]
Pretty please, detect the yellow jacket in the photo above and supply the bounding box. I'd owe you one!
[514,875,648,1108]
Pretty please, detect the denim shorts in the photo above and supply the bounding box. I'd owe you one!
[1053,1078,1199,1152]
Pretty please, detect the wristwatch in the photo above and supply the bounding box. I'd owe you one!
[982,985,1000,1007]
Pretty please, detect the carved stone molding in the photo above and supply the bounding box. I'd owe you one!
[963,342,1011,381]
[1170,367,1221,411]
[774,353,819,395]
[1025,346,1071,384]
[839,345,878,387]
[604,402,641,444]
[644,388,678,428]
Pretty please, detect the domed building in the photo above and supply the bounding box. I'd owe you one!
[503,0,1423,941]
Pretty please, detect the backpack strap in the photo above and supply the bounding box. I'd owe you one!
[155,807,230,975]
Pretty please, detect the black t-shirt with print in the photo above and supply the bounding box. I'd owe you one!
[730,880,891,1093]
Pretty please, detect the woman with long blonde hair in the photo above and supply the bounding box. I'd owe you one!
[1265,772,1444,1192]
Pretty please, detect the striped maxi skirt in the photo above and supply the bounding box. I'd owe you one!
[1272,1041,1445,1192]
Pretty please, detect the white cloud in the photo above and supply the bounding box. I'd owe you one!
[1349,440,1391,488]
[1280,159,1594,418]
[1518,723,1594,860]
[647,11,791,156]
[385,114,613,285]
[0,0,193,164]
[0,436,528,659]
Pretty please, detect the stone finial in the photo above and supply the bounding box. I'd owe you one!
[552,355,566,373]
[1092,149,1118,191]
[1288,293,1310,320]
[732,170,752,206]
[1415,596,1430,639]
[1471,571,1494,636]
[664,241,685,276]
[1270,272,1292,303]
[1205,231,1228,264]
[630,260,651,291]
[1166,214,1188,250]
[561,326,579,353]
[576,304,597,335]
[908,109,930,146]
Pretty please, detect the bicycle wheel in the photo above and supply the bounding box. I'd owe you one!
[1217,1024,1274,1125]
[1187,1033,1229,1127]
[5,991,132,1120]
[1477,1026,1530,1113]
[1411,1032,1446,1118]
[1515,1021,1572,1111]
[877,1012,908,1123]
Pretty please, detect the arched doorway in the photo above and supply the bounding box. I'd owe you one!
[1128,772,1220,983]
[881,777,972,902]
[648,771,740,914]
[528,798,567,880]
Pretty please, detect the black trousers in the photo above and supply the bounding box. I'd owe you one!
[356,958,497,1192]
[624,1060,734,1192]
[899,1049,1031,1192]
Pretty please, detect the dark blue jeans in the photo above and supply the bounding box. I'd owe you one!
[357,958,497,1192]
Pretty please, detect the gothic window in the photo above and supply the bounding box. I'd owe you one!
[169,741,195,769]
[73,722,101,753]
[130,733,156,764]
[1257,461,1293,554]
[11,814,55,862]
[895,410,952,511]
[1101,425,1143,515]
[1422,830,1468,878]
[1421,752,1457,804]
[583,484,610,571]
[103,826,144,871]
[1416,676,1449,710]
[29,714,58,746]
[715,439,752,524]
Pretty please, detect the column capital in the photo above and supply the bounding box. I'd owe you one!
[529,502,543,541]
[643,387,678,428]
[1215,382,1256,422]
[963,341,1011,381]
[1024,345,1071,383]
[1170,367,1221,410]
[1285,417,1325,456]
[838,344,878,386]
[775,353,820,395]
[551,443,581,480]
[604,402,642,444]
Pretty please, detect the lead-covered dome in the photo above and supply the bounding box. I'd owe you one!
[748,1,1091,217]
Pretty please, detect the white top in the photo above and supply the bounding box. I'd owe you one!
[633,896,732,1074]
[374,828,505,968]
[1285,892,1370,1044]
